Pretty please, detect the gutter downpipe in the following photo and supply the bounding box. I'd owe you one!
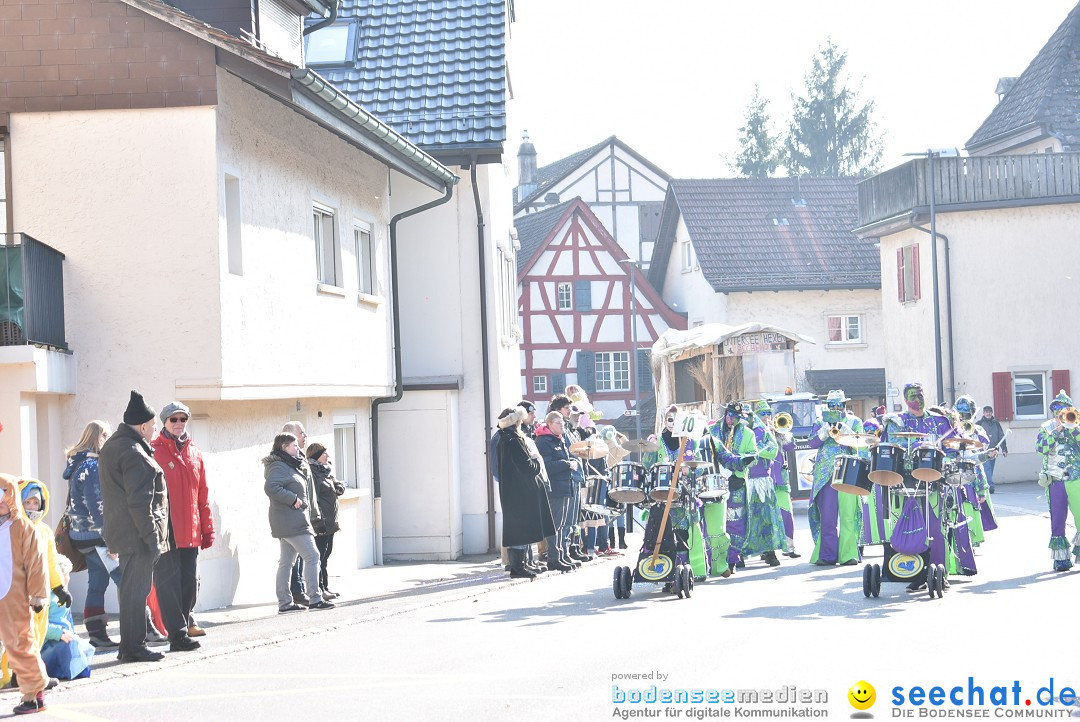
[470,155,497,555]
[371,182,455,565]
[927,152,945,404]
[303,1,337,35]
[913,223,955,403]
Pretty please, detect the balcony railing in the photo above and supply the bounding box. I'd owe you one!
[857,152,1080,229]
[0,233,67,350]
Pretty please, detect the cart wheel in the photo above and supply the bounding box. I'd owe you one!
[862,564,873,598]
[927,565,940,599]
[621,566,633,598]
[939,564,949,594]
[683,566,694,599]
[613,567,625,599]
[673,565,685,599]
[935,565,946,599]
[871,564,881,598]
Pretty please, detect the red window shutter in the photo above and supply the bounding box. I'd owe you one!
[912,243,921,300]
[992,372,1014,421]
[1052,369,1071,398]
[896,248,905,302]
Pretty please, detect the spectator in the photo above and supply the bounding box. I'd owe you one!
[150,402,213,649]
[263,433,334,613]
[40,555,95,681]
[976,405,1008,493]
[63,420,121,649]
[281,422,313,606]
[496,407,556,579]
[535,411,579,572]
[306,442,345,600]
[98,390,170,664]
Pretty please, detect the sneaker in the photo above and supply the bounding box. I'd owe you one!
[12,692,45,715]
[117,647,165,663]
[278,603,306,613]
[169,635,201,652]
[735,559,746,569]
[321,590,340,600]
[145,626,168,646]
[309,600,336,610]
[88,633,119,649]
[292,594,311,607]
[186,625,207,638]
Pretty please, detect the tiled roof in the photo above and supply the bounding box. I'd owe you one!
[612,394,656,439]
[318,0,506,153]
[649,177,880,293]
[804,368,886,398]
[967,2,1080,151]
[513,199,577,275]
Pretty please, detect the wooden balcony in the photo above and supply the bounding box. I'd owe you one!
[856,152,1080,230]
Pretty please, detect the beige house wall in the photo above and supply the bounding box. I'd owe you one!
[877,203,1080,481]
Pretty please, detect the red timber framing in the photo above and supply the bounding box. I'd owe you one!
[517,199,685,408]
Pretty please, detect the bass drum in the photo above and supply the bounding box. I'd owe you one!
[831,455,872,496]
[649,463,679,503]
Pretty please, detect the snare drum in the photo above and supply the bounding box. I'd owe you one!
[608,462,648,504]
[649,463,681,503]
[956,459,978,484]
[831,455,872,496]
[699,473,730,501]
[868,443,904,486]
[911,446,945,482]
[582,477,610,515]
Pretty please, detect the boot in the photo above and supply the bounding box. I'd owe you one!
[509,549,536,579]
[85,614,118,649]
[763,551,781,567]
[144,607,168,646]
[525,546,546,574]
[609,528,617,549]
[618,527,628,549]
[547,557,573,572]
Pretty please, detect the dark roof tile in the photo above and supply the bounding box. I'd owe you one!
[804,368,886,398]
[513,199,578,274]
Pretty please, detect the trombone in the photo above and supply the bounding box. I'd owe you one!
[773,412,794,432]
[1059,407,1080,429]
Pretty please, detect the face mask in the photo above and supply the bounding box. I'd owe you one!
[26,509,43,523]
[906,394,924,413]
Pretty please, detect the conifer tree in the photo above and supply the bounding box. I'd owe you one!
[733,84,781,177]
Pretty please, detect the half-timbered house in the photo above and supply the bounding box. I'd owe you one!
[515,198,685,421]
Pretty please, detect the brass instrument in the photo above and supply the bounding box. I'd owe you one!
[774,412,793,432]
[1059,407,1080,429]
[959,419,978,436]
[828,423,844,440]
[927,404,951,418]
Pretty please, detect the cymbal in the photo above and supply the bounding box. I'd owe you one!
[622,438,659,453]
[570,439,609,459]
[836,433,878,449]
[682,459,713,469]
[941,436,986,451]
[890,431,927,439]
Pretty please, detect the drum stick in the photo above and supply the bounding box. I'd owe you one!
[990,428,1011,451]
[650,436,689,565]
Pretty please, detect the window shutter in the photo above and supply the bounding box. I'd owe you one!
[636,349,653,392]
[573,281,592,311]
[1052,369,1071,398]
[912,243,921,300]
[576,351,596,394]
[896,248,905,302]
[992,372,1014,421]
[550,373,566,395]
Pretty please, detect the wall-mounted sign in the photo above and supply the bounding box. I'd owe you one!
[721,332,790,356]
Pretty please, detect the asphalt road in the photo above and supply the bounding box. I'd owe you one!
[11,482,1080,721]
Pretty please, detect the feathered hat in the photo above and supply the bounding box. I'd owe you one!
[497,406,528,429]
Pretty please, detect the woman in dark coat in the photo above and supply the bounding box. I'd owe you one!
[306,443,345,600]
[496,407,556,579]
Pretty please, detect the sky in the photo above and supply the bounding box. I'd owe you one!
[505,0,1079,180]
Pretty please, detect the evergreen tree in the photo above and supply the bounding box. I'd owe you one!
[732,84,781,177]
[785,40,882,177]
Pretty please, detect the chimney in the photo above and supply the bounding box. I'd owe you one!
[544,192,560,205]
[995,77,1018,102]
[517,131,538,200]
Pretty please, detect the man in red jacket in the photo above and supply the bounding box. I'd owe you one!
[151,401,215,651]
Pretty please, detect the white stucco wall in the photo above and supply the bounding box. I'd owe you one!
[878,203,1080,481]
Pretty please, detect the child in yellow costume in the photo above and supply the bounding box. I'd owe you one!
[1,479,72,689]
[0,473,51,715]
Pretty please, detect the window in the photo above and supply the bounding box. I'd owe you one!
[897,244,921,303]
[498,237,519,341]
[595,351,630,392]
[304,22,356,65]
[681,240,693,271]
[224,174,242,275]
[334,423,358,489]
[313,204,339,286]
[1013,372,1046,419]
[354,223,374,294]
[827,315,862,344]
[557,282,572,310]
[533,375,547,395]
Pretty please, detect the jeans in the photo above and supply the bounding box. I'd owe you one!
[290,558,304,597]
[277,534,322,607]
[984,458,996,489]
[75,540,121,620]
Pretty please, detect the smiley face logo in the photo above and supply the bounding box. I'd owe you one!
[848,680,876,710]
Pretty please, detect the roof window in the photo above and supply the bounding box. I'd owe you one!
[305,21,357,65]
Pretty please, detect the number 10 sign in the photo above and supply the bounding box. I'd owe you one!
[672,410,707,440]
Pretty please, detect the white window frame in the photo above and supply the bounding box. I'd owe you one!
[901,244,917,303]
[333,421,359,490]
[304,21,357,65]
[353,221,375,295]
[826,314,863,345]
[313,202,340,287]
[681,239,693,271]
[223,172,242,276]
[556,282,572,311]
[1013,371,1048,421]
[497,236,520,342]
[533,375,547,395]
[595,351,630,392]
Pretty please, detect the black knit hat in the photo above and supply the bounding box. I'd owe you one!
[123,390,156,425]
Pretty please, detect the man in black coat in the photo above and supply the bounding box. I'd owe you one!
[99,390,170,663]
[496,407,556,578]
[976,406,1008,493]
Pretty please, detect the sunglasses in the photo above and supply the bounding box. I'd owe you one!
[168,416,189,424]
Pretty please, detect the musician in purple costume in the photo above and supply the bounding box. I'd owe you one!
[859,418,889,546]
[707,402,762,571]
[1035,390,1080,572]
[743,400,786,566]
[757,403,799,558]
[808,390,862,566]
[947,395,996,546]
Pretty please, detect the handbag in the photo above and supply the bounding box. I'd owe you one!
[54,509,88,574]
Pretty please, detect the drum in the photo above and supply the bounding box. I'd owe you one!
[699,473,730,501]
[831,455,872,496]
[582,477,610,515]
[604,490,626,517]
[911,446,944,482]
[608,462,648,504]
[868,443,904,486]
[649,463,680,503]
[955,459,978,484]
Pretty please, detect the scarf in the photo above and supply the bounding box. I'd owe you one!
[162,428,190,452]
[272,448,304,472]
